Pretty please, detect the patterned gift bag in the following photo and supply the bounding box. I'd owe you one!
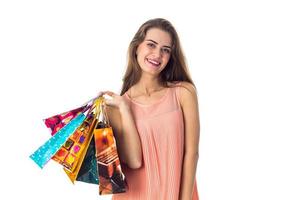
[93,98,126,195]
[62,98,101,183]
[30,109,90,168]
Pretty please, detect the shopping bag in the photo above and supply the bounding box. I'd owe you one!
[52,111,96,174]
[75,137,99,185]
[44,102,92,136]
[30,110,89,168]
[62,98,101,183]
[94,99,126,195]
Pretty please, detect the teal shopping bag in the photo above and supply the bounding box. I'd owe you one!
[30,110,89,168]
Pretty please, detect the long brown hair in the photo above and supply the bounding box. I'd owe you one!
[120,18,194,95]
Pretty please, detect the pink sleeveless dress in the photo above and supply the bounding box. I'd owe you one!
[112,85,199,200]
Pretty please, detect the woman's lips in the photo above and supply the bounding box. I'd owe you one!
[146,58,161,67]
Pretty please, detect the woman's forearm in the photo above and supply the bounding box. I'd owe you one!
[179,152,199,200]
[117,103,142,169]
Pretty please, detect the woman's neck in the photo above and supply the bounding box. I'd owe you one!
[133,75,165,97]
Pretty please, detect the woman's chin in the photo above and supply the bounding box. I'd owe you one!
[141,68,161,77]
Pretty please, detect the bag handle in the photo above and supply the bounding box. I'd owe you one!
[94,97,110,128]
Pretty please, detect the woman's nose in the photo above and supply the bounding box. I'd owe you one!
[153,47,162,58]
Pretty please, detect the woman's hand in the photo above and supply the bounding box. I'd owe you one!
[98,90,142,169]
[99,91,130,111]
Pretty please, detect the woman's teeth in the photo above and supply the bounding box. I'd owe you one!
[147,58,160,67]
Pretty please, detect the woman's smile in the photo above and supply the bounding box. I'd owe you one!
[146,58,161,68]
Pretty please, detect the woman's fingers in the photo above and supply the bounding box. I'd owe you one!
[99,91,119,107]
[102,91,116,97]
[97,92,104,97]
[97,91,116,99]
[104,98,114,106]
[97,91,127,109]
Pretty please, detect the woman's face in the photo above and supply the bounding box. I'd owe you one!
[136,28,172,76]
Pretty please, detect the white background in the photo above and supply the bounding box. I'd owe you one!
[0,0,299,199]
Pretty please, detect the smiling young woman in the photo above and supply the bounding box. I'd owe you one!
[101,18,200,200]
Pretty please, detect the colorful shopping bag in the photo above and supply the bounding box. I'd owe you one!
[62,98,101,183]
[75,137,99,185]
[44,102,92,136]
[30,110,89,168]
[94,99,126,195]
[52,111,96,173]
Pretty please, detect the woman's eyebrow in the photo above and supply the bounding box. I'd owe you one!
[146,39,172,49]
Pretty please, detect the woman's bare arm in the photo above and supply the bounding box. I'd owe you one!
[102,91,142,169]
[178,82,200,200]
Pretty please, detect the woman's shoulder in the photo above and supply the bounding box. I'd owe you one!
[168,81,197,106]
[168,81,196,93]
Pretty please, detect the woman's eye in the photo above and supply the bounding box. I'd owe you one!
[147,43,155,48]
[162,48,171,54]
